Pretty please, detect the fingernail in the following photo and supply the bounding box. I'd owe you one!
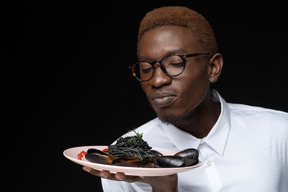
[100,172,108,178]
[83,166,91,172]
[115,173,125,181]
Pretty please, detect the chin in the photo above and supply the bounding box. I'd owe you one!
[159,116,181,124]
[157,110,185,124]
[156,102,202,125]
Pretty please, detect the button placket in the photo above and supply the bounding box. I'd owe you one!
[198,142,222,191]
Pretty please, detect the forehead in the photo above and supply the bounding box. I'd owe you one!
[138,25,203,60]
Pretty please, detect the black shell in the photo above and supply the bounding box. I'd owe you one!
[85,148,116,165]
[112,156,143,167]
[154,156,185,168]
[174,148,199,166]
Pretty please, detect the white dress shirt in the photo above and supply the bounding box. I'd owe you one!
[102,90,288,192]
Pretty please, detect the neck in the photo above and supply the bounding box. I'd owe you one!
[173,94,221,139]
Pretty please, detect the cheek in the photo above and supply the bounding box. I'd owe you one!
[175,65,210,107]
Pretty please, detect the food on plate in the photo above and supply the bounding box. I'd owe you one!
[77,151,87,160]
[82,130,199,168]
[104,131,162,161]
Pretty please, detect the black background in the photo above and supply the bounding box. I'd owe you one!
[2,1,288,191]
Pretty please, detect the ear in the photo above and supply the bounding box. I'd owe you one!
[208,53,223,83]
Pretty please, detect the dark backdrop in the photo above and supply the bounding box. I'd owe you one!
[3,1,288,191]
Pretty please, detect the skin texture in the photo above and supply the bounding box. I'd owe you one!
[83,26,223,191]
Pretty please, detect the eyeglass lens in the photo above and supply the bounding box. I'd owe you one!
[133,55,185,81]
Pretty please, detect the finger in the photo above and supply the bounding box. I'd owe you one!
[83,166,101,176]
[82,167,118,180]
[115,172,141,183]
[82,167,141,182]
[100,170,115,180]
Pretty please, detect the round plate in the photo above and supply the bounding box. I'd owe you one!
[63,146,202,176]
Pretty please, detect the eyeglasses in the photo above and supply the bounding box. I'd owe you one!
[130,53,209,82]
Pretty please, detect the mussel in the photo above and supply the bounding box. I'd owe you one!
[155,148,199,168]
[112,156,143,167]
[174,148,199,166]
[85,149,116,164]
[154,156,185,168]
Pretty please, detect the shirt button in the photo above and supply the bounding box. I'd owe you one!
[206,161,212,166]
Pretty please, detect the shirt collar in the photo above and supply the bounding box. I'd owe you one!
[203,90,231,156]
[160,90,231,156]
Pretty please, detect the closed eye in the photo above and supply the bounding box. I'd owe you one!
[169,62,185,67]
[141,66,153,74]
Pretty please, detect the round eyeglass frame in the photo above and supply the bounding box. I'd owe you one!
[130,52,209,82]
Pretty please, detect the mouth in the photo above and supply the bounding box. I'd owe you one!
[150,92,177,108]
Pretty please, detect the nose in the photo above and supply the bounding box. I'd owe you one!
[149,64,172,88]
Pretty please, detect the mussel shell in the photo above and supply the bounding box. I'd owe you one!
[141,157,156,168]
[85,148,116,165]
[148,150,163,157]
[174,148,199,166]
[112,156,143,167]
[155,156,185,168]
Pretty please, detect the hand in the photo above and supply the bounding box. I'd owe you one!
[83,166,178,192]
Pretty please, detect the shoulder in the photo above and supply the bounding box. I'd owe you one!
[134,118,170,149]
[135,118,161,134]
[228,103,288,122]
[228,103,288,138]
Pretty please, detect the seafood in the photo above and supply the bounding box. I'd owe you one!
[174,148,199,167]
[84,130,199,168]
[85,148,115,165]
[85,148,199,168]
[155,148,199,167]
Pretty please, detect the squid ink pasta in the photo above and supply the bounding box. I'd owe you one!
[106,131,162,161]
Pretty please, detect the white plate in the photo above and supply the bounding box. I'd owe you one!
[63,146,202,176]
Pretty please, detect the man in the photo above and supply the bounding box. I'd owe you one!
[83,6,288,192]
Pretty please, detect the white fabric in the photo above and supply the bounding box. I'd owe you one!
[102,90,288,192]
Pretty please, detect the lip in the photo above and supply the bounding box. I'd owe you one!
[150,92,177,108]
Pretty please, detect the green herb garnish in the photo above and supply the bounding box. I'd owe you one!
[126,129,143,144]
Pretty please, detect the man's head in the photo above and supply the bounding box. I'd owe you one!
[136,6,223,124]
[137,6,218,58]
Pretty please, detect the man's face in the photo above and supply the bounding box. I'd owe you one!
[138,26,211,123]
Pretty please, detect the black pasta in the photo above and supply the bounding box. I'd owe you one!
[105,132,162,161]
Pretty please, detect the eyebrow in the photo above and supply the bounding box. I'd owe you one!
[138,48,187,61]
